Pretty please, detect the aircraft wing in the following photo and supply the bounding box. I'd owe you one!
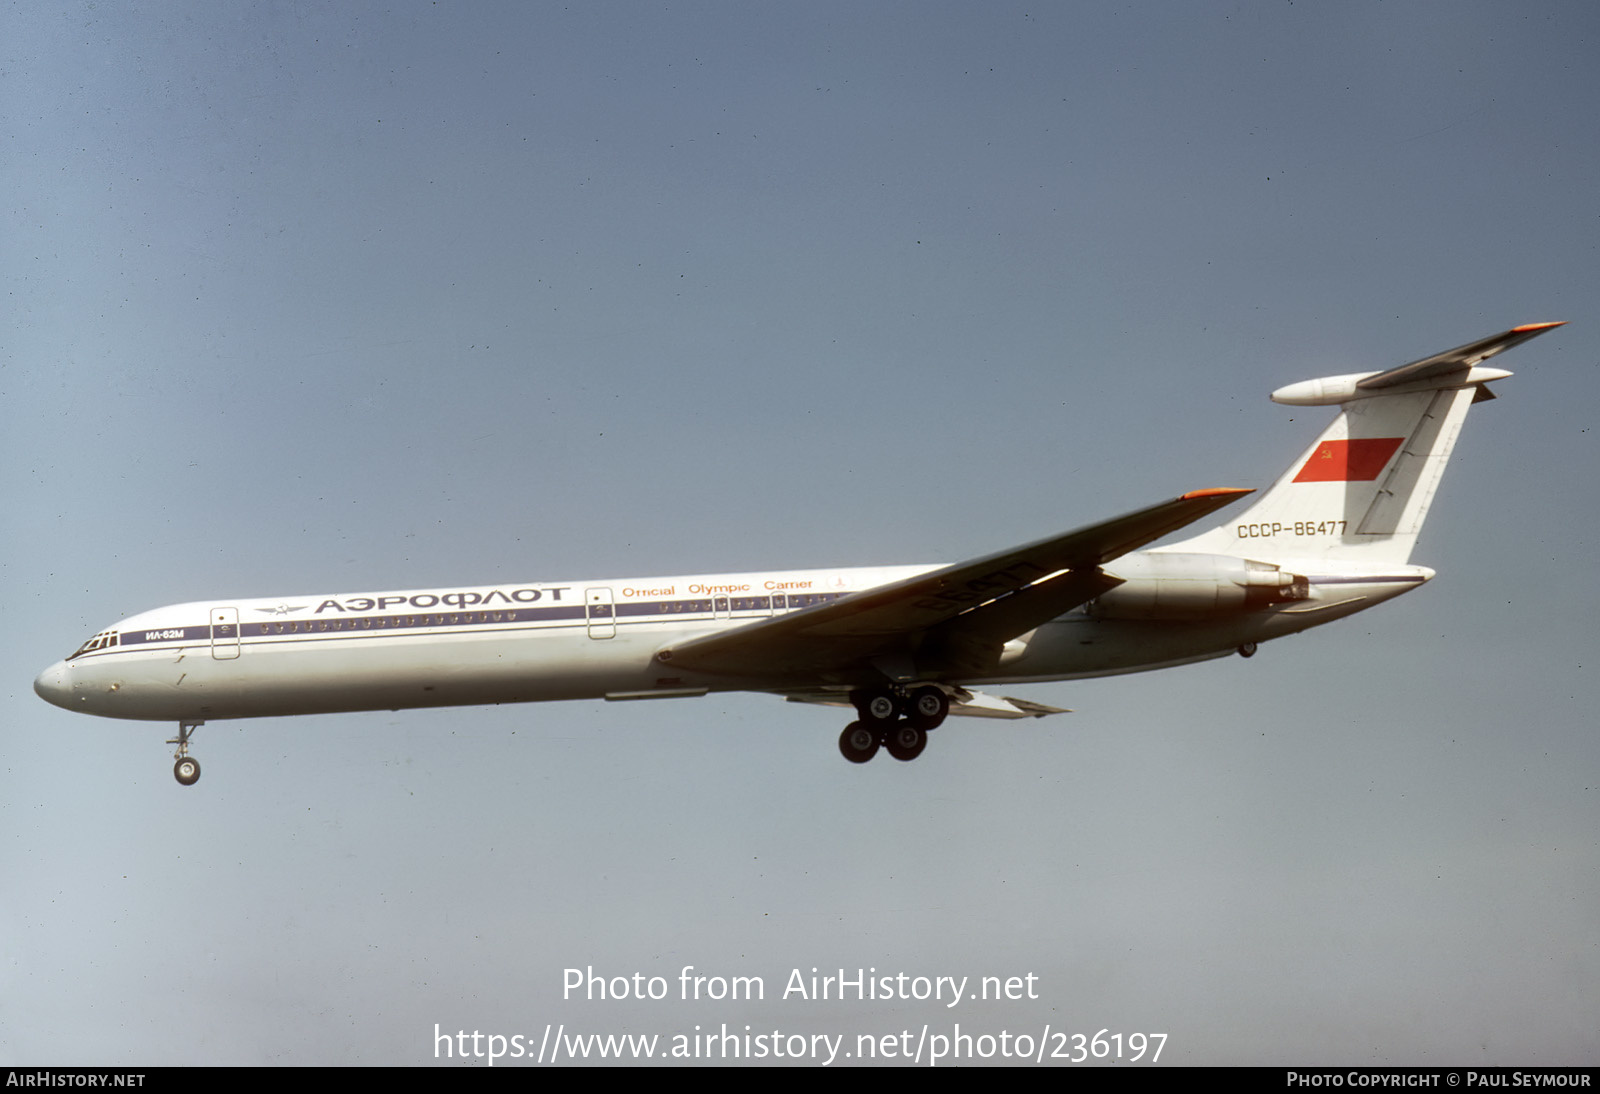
[656,487,1252,679]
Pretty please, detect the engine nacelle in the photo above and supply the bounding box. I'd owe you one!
[1086,553,1309,620]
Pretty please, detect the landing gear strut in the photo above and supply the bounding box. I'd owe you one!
[839,686,947,764]
[167,720,203,786]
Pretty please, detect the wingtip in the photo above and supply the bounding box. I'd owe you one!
[1511,321,1566,333]
[1180,487,1255,501]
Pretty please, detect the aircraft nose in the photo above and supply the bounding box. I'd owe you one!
[33,661,75,710]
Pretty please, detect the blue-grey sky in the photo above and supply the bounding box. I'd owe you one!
[4,1,1596,1066]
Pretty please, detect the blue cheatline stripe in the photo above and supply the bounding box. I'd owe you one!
[77,591,852,658]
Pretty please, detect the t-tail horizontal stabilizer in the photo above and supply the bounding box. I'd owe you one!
[1270,322,1565,406]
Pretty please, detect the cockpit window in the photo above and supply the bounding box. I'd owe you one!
[67,630,119,660]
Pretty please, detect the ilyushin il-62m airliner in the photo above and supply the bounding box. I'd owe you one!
[35,323,1563,784]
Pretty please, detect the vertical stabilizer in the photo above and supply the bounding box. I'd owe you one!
[1159,323,1562,566]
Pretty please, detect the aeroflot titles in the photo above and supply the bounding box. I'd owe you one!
[310,578,820,614]
[314,587,572,614]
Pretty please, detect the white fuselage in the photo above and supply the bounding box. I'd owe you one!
[33,551,1430,724]
[33,322,1556,780]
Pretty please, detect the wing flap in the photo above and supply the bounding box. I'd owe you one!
[784,689,1068,720]
[658,488,1251,678]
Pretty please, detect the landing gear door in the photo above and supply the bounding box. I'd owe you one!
[586,587,616,639]
[210,607,240,660]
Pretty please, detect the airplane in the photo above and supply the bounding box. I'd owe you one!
[33,323,1563,785]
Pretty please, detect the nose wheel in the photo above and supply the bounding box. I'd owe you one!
[166,719,204,786]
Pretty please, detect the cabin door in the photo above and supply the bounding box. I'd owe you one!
[585,587,616,639]
[210,607,240,659]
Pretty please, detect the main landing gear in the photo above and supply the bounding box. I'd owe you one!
[167,719,203,786]
[837,686,950,764]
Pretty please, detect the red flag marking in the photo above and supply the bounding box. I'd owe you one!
[1293,437,1405,483]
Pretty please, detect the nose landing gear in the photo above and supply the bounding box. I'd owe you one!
[166,720,204,786]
